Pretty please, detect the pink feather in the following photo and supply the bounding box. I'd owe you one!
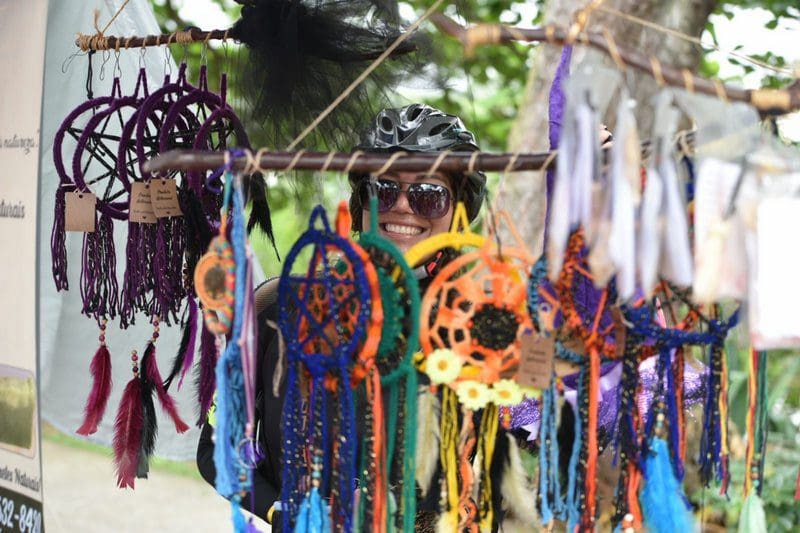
[76,344,113,436]
[113,376,143,489]
[143,342,190,433]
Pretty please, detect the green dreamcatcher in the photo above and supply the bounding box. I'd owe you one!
[358,195,421,533]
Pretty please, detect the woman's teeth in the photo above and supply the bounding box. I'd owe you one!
[383,223,423,236]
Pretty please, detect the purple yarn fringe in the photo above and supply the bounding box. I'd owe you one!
[51,187,69,291]
[80,212,119,323]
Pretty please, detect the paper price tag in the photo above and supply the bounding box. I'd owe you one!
[152,178,183,218]
[64,191,96,232]
[516,330,555,390]
[130,182,157,224]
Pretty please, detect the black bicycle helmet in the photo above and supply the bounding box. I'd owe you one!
[349,103,487,231]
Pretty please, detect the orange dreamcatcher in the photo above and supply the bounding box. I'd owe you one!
[410,205,536,532]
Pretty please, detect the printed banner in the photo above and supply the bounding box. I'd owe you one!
[0,1,49,531]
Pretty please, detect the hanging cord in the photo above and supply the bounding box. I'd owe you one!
[595,5,796,78]
[285,0,445,150]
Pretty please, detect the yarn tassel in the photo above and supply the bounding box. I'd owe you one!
[137,346,158,479]
[51,186,69,290]
[640,437,693,533]
[581,346,600,529]
[539,375,565,525]
[565,366,584,531]
[401,370,418,533]
[76,331,113,436]
[478,404,500,531]
[113,356,144,489]
[196,325,219,426]
[80,212,119,321]
[439,387,460,530]
[143,340,190,433]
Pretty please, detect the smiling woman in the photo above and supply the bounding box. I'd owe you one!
[348,103,487,263]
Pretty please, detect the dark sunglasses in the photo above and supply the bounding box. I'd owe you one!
[359,178,452,219]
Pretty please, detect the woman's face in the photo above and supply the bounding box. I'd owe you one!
[361,171,454,255]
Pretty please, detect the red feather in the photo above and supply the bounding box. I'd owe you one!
[143,342,190,434]
[76,344,113,436]
[113,376,143,489]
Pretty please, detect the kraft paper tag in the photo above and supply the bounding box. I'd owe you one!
[64,191,96,232]
[129,182,157,224]
[516,330,555,390]
[152,178,183,218]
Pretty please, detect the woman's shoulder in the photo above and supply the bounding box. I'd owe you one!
[255,277,280,319]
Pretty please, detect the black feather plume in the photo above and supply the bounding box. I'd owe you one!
[229,0,427,149]
[180,187,213,279]
[163,303,191,392]
[244,171,280,260]
[137,345,158,479]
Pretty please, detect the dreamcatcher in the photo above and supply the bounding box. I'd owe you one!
[408,204,538,531]
[322,202,390,533]
[277,204,373,532]
[52,62,152,436]
[357,194,421,532]
[198,163,262,532]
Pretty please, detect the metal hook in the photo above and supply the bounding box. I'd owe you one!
[139,46,147,69]
[200,41,208,66]
[113,49,122,79]
[62,50,87,74]
[164,44,173,77]
[98,49,111,81]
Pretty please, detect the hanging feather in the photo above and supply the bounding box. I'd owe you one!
[500,433,539,530]
[181,187,213,278]
[605,92,639,298]
[196,324,219,426]
[137,347,158,479]
[113,355,144,489]
[163,297,197,392]
[543,45,572,249]
[295,486,332,533]
[547,102,575,281]
[142,340,190,433]
[651,92,692,288]
[640,437,693,533]
[415,388,441,498]
[244,171,279,260]
[76,324,113,436]
[638,165,664,296]
[738,492,767,533]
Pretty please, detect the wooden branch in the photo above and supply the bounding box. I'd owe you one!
[430,13,800,116]
[142,134,690,175]
[75,28,233,52]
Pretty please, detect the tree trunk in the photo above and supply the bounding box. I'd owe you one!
[501,0,717,255]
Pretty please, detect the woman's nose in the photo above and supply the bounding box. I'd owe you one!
[389,189,414,214]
